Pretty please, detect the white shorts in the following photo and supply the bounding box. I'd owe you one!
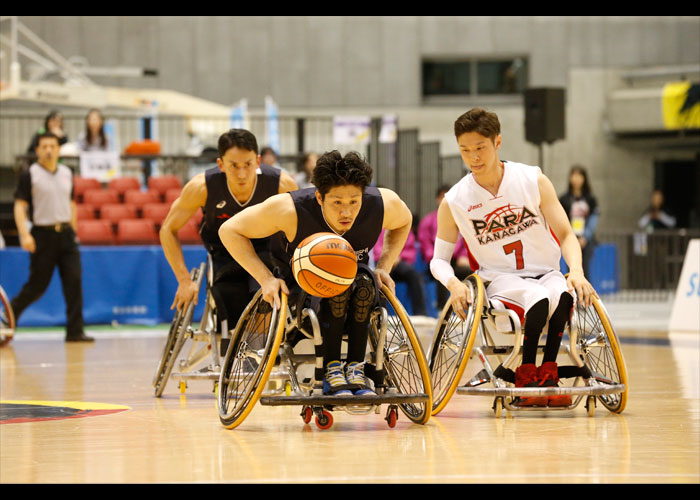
[484,270,571,322]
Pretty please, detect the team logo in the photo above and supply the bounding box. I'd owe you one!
[470,204,539,245]
[216,200,227,209]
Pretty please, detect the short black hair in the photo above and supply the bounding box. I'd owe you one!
[218,129,258,157]
[311,150,373,198]
[35,131,60,148]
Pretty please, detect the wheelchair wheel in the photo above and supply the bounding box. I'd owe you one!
[572,296,628,414]
[0,285,15,347]
[218,290,287,429]
[368,285,432,425]
[153,263,205,397]
[427,273,485,416]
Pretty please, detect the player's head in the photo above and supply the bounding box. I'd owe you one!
[312,151,373,234]
[216,129,261,196]
[454,108,502,174]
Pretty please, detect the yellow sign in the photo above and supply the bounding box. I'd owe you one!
[662,82,700,130]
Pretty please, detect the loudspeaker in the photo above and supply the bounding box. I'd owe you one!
[524,88,566,144]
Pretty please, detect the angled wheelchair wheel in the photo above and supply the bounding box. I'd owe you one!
[427,273,485,416]
[572,296,628,414]
[369,285,433,425]
[153,263,205,397]
[218,290,287,429]
[0,285,15,347]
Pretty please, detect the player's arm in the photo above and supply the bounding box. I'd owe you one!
[278,171,299,193]
[160,173,207,311]
[431,198,472,319]
[14,199,35,253]
[218,194,297,309]
[538,172,597,307]
[376,188,413,293]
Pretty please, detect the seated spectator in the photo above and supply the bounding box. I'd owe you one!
[372,228,430,321]
[418,185,471,311]
[294,152,318,189]
[77,109,110,152]
[26,110,68,153]
[638,189,677,231]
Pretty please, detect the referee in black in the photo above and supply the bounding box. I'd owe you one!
[11,131,93,342]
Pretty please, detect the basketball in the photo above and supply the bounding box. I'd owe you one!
[292,232,358,298]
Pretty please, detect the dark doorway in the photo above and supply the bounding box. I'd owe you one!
[654,156,700,228]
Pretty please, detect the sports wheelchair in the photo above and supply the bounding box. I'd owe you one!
[216,282,433,430]
[427,273,628,417]
[0,284,15,347]
[153,258,224,397]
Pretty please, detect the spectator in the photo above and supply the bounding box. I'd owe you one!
[418,185,471,310]
[12,132,92,342]
[26,110,68,153]
[372,227,430,321]
[558,165,599,279]
[294,152,318,189]
[638,189,677,231]
[76,109,109,151]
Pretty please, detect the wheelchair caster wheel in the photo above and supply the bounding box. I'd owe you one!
[301,406,313,425]
[493,397,504,418]
[586,396,596,417]
[315,410,333,430]
[385,406,398,428]
[179,381,187,394]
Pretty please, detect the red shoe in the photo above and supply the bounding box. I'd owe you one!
[513,363,548,407]
[538,362,572,407]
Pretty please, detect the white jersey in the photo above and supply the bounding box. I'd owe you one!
[445,161,562,282]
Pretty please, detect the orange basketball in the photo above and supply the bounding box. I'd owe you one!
[292,232,358,298]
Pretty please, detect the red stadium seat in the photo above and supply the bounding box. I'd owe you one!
[123,189,161,209]
[164,188,182,204]
[148,175,182,197]
[142,203,172,227]
[83,188,120,208]
[73,177,102,203]
[108,177,141,199]
[99,203,139,224]
[77,220,116,245]
[178,219,201,244]
[76,204,96,220]
[116,219,159,245]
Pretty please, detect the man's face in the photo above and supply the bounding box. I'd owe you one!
[35,137,60,164]
[316,185,363,234]
[456,131,501,175]
[217,147,261,197]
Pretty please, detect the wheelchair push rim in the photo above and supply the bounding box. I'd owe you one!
[428,273,485,416]
[572,296,629,414]
[218,290,287,429]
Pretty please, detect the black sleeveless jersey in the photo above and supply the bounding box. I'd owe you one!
[273,186,384,271]
[200,164,281,270]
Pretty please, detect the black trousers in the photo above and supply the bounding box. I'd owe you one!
[11,226,84,337]
[390,261,427,316]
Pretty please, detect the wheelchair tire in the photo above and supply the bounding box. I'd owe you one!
[428,273,485,416]
[0,285,15,347]
[154,301,195,397]
[572,296,628,414]
[369,285,433,425]
[218,290,286,429]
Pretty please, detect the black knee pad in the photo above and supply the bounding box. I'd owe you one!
[327,286,351,319]
[350,272,376,323]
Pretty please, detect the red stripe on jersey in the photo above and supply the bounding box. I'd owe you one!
[549,227,561,247]
[463,238,480,271]
[498,300,526,324]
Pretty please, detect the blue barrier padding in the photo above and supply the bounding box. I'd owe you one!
[559,243,620,294]
[0,246,209,327]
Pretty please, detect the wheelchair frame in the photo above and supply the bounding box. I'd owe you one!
[0,284,15,347]
[217,284,432,430]
[428,273,628,418]
[153,259,223,397]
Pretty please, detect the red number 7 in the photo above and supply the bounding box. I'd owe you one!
[503,240,524,270]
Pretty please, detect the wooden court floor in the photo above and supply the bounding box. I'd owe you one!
[0,324,698,484]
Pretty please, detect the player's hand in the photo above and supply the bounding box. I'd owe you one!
[447,277,472,321]
[261,277,289,310]
[19,233,36,253]
[374,268,395,296]
[566,270,598,309]
[171,278,199,312]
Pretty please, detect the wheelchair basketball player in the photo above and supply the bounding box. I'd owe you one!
[218,150,414,397]
[430,108,598,407]
[160,128,298,347]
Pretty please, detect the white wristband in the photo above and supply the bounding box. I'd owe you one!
[430,237,457,288]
